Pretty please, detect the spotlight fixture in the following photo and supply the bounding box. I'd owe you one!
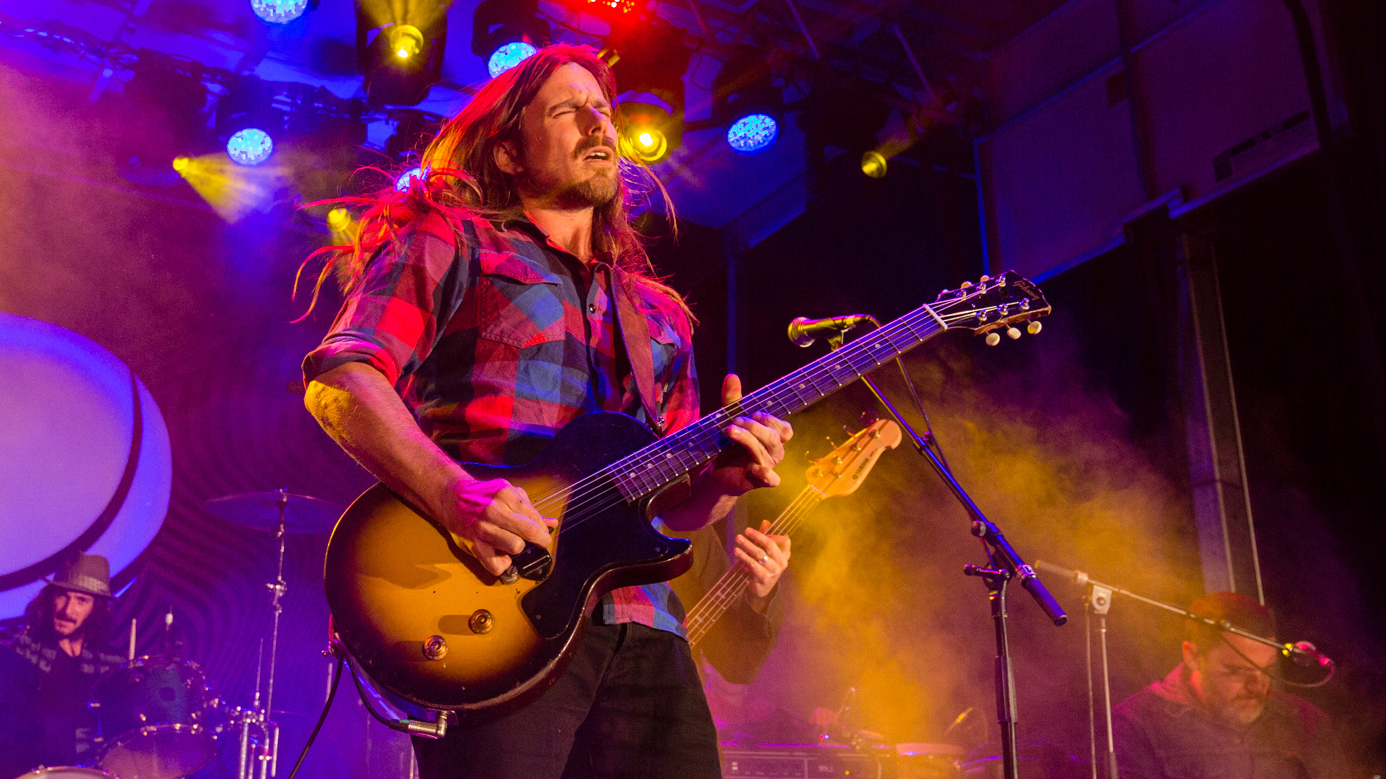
[618,102,679,163]
[327,207,352,232]
[608,20,689,164]
[227,128,274,165]
[250,0,310,23]
[798,67,891,174]
[557,0,644,25]
[713,46,782,155]
[356,1,450,105]
[472,0,549,79]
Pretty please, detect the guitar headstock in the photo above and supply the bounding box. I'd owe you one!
[933,270,1051,345]
[804,419,903,498]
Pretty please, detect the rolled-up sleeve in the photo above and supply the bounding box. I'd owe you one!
[303,213,465,388]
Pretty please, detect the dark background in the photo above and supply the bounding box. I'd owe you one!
[3,0,1386,773]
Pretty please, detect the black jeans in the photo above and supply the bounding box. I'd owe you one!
[413,621,721,779]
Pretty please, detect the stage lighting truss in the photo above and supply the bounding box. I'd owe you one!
[797,68,892,173]
[356,1,450,105]
[250,0,312,24]
[472,0,549,79]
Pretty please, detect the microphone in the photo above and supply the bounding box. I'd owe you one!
[1034,559,1090,586]
[787,314,872,347]
[1286,640,1334,670]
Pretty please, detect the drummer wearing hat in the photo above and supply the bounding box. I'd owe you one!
[1,552,125,774]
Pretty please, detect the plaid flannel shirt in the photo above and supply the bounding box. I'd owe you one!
[303,210,700,637]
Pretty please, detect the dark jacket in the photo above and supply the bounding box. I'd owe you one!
[1113,664,1352,779]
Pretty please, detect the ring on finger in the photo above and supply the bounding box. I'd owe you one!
[759,554,769,563]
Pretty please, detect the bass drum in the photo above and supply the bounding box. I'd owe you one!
[91,657,219,779]
[15,765,116,770]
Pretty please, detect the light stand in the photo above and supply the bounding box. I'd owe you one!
[823,329,1068,779]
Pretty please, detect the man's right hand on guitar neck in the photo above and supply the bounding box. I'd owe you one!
[440,476,556,577]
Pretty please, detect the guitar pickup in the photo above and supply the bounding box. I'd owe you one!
[504,543,551,582]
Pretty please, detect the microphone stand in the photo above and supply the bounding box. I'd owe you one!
[1033,560,1336,779]
[823,330,1068,779]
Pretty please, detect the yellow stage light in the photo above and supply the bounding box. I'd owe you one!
[389,24,424,60]
[621,125,669,164]
[172,156,190,172]
[327,207,352,232]
[861,150,888,179]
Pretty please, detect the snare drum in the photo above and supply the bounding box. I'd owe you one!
[90,657,218,779]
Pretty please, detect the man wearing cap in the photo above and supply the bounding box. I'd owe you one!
[1112,592,1352,779]
[1,552,125,771]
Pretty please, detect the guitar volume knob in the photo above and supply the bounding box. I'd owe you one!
[469,610,495,635]
[423,635,449,660]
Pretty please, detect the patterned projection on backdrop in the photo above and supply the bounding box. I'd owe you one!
[0,313,172,617]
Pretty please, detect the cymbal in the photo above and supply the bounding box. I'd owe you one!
[205,491,342,534]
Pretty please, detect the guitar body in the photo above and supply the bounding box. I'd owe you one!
[324,412,692,720]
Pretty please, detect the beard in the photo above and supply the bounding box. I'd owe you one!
[550,168,620,210]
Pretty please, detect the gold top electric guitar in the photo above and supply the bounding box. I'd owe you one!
[323,271,1049,722]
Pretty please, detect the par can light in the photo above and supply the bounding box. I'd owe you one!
[250,0,308,23]
[395,166,427,191]
[726,113,778,155]
[227,128,274,166]
[488,41,537,78]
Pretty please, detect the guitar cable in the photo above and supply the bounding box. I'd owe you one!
[283,652,344,779]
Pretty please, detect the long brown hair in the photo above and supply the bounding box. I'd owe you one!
[297,43,690,321]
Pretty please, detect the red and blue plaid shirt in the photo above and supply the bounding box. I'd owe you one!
[304,209,700,637]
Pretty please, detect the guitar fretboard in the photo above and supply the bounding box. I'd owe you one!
[607,302,947,501]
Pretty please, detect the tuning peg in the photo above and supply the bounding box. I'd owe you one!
[985,332,1001,346]
[1006,326,1021,340]
[1027,321,1043,335]
[960,280,973,289]
[979,275,990,283]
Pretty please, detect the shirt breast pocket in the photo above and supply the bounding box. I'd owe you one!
[476,250,566,351]
[648,317,683,404]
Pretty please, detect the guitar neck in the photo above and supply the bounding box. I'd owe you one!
[684,487,825,647]
[608,304,946,501]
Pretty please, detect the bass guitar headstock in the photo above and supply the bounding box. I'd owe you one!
[805,419,903,498]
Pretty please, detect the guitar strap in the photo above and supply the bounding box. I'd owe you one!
[610,266,666,437]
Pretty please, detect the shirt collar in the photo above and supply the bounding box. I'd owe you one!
[495,213,614,270]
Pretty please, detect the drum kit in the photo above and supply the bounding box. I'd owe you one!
[17,490,341,779]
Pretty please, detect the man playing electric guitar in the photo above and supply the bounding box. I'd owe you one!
[302,44,792,779]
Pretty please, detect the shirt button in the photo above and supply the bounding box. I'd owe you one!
[588,303,597,314]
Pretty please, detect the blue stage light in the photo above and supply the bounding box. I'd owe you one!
[227,128,274,166]
[395,166,426,191]
[726,113,778,154]
[250,0,308,23]
[488,41,537,79]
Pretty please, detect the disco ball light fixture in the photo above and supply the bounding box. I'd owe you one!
[227,128,274,166]
[250,0,309,23]
[726,114,778,154]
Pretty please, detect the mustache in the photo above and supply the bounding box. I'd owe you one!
[575,136,618,157]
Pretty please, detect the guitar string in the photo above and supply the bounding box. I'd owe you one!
[519,302,979,543]
[517,288,1012,538]
[522,307,962,542]
[684,490,823,643]
[521,289,981,516]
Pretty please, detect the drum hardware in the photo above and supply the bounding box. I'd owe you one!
[90,656,220,779]
[15,769,118,778]
[204,489,341,779]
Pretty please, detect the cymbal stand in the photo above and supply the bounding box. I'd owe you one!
[237,491,288,779]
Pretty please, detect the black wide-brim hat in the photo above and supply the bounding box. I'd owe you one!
[46,552,114,599]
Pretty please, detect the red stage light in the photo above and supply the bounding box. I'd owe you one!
[558,0,643,23]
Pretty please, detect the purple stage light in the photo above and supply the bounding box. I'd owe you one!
[727,113,778,154]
